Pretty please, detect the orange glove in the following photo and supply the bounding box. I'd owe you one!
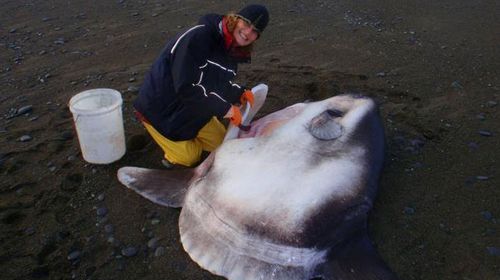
[224,105,242,126]
[240,90,254,107]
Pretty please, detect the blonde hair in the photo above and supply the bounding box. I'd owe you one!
[225,13,254,53]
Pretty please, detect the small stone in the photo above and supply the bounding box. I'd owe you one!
[97,193,105,201]
[107,236,117,244]
[478,130,492,137]
[17,105,33,115]
[154,246,165,257]
[19,135,32,142]
[451,80,463,90]
[376,72,386,77]
[486,101,498,107]
[481,211,493,221]
[9,28,17,33]
[486,247,500,256]
[104,224,114,234]
[151,218,160,225]
[24,227,36,235]
[128,77,136,82]
[121,246,138,257]
[54,38,66,45]
[404,207,416,215]
[96,207,108,217]
[127,85,139,93]
[67,250,81,261]
[476,176,489,181]
[147,237,159,249]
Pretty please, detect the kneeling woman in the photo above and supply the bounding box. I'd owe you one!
[134,4,269,167]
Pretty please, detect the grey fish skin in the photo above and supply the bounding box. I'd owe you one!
[118,92,397,280]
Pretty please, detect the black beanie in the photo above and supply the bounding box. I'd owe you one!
[237,4,269,33]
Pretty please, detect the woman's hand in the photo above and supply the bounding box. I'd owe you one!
[224,105,242,126]
[240,90,254,107]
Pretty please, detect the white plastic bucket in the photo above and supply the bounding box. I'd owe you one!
[69,88,126,164]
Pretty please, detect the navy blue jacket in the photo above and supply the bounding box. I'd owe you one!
[134,14,248,141]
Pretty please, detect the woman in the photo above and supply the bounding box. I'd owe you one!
[134,4,269,168]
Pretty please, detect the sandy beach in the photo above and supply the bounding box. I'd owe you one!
[1,1,499,279]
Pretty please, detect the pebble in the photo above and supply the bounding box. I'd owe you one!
[476,113,486,120]
[147,237,159,249]
[67,250,82,261]
[486,247,500,256]
[104,224,114,234]
[96,207,108,217]
[451,80,463,90]
[17,105,33,115]
[24,227,36,235]
[128,77,136,82]
[151,218,160,225]
[486,101,498,107]
[107,236,120,247]
[481,211,493,221]
[19,135,32,142]
[9,28,17,33]
[476,176,489,181]
[97,193,105,201]
[54,38,66,45]
[121,246,138,257]
[478,130,492,137]
[404,207,416,215]
[154,246,165,257]
[127,85,139,93]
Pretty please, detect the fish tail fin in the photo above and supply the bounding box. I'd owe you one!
[117,166,195,208]
[313,234,398,280]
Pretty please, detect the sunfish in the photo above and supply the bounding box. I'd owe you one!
[117,85,397,280]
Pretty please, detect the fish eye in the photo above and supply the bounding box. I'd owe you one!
[326,109,343,118]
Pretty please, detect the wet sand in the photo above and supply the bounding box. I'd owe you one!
[1,1,499,279]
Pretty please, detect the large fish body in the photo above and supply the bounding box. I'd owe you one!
[118,86,396,280]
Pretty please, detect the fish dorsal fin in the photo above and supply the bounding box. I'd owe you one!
[117,166,195,208]
[314,234,398,280]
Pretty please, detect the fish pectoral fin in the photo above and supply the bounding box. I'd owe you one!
[313,234,398,280]
[117,166,195,208]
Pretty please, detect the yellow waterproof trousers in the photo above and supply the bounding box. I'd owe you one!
[141,117,226,167]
